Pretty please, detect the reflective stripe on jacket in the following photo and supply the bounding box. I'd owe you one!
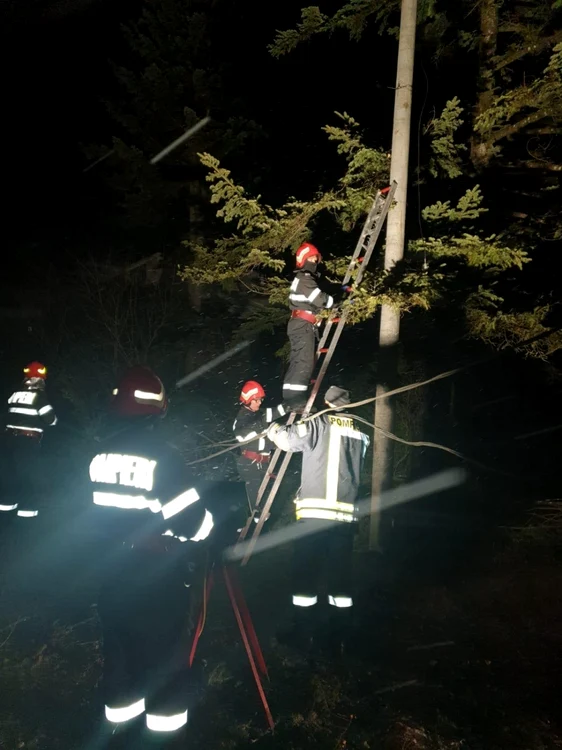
[89,432,213,545]
[6,387,57,433]
[233,403,285,454]
[288,271,333,314]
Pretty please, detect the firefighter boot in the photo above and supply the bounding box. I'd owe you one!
[325,606,353,659]
[276,605,317,652]
[283,400,318,415]
[141,726,188,749]
[95,716,143,750]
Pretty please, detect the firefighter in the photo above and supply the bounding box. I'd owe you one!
[233,380,286,519]
[282,243,349,411]
[267,385,369,652]
[1,361,57,520]
[89,366,214,746]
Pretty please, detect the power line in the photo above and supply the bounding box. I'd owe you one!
[186,324,562,478]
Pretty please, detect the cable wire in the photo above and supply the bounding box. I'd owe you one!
[186,325,562,476]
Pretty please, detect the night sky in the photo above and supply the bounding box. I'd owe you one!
[1,0,406,251]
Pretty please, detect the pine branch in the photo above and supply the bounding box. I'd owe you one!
[427,97,467,179]
[491,109,554,144]
[269,0,398,57]
[476,43,562,148]
[493,29,562,71]
[511,160,562,171]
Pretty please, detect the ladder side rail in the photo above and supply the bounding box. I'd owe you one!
[306,182,397,409]
[237,411,297,543]
[222,568,275,730]
[304,188,393,411]
[312,198,378,356]
[351,181,398,288]
[241,449,295,565]
[315,187,393,357]
[224,566,269,678]
[340,195,384,286]
[314,191,386,354]
[303,309,351,413]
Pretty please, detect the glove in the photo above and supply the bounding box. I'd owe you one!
[341,284,353,293]
[266,422,281,441]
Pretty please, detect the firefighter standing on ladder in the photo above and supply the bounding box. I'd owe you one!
[88,366,214,748]
[282,244,337,411]
[267,386,369,653]
[1,361,57,521]
[233,380,285,520]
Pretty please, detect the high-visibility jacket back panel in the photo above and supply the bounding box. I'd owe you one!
[89,430,212,546]
[275,413,369,523]
[6,386,57,434]
[288,270,333,314]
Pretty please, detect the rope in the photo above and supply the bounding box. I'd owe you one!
[350,414,525,480]
[186,366,461,465]
[186,324,562,468]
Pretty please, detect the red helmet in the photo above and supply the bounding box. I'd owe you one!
[240,380,265,405]
[24,361,48,379]
[295,243,322,268]
[111,366,168,417]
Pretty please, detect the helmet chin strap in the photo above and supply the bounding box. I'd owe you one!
[302,259,319,273]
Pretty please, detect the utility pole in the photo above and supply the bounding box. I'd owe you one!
[369,0,418,550]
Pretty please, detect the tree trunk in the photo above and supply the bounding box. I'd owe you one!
[369,0,418,550]
[470,0,499,170]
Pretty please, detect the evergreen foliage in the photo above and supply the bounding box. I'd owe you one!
[179,112,555,353]
[270,0,562,174]
[257,0,562,353]
[427,98,467,179]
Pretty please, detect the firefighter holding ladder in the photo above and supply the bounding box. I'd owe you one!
[267,386,370,654]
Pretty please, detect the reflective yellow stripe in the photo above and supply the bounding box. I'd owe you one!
[328,595,353,608]
[326,425,341,504]
[146,710,188,732]
[105,698,145,723]
[295,498,355,514]
[293,595,317,607]
[296,508,355,522]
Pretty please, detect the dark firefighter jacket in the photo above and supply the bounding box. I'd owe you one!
[233,403,286,460]
[270,413,370,523]
[89,429,213,548]
[6,384,57,435]
[288,269,334,315]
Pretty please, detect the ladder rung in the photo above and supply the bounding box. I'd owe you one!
[319,348,329,354]
[381,186,391,195]
[331,317,340,323]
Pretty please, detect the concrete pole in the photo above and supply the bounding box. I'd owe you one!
[369,0,418,550]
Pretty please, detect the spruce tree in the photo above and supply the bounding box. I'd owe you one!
[179,111,561,355]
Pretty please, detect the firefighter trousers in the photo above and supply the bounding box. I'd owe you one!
[0,435,46,520]
[97,549,198,736]
[292,520,355,609]
[282,318,317,407]
[236,456,267,512]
